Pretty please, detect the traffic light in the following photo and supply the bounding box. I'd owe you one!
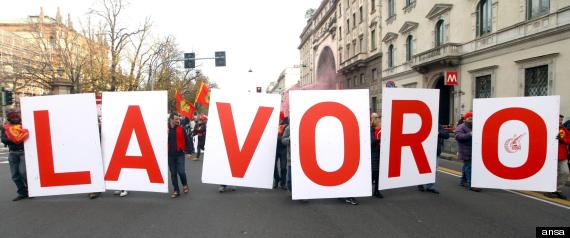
[256,87,262,93]
[3,90,13,105]
[215,51,226,67]
[184,53,195,69]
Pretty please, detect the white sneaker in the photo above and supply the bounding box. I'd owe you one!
[119,190,128,197]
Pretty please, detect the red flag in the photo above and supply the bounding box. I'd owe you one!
[176,90,195,119]
[195,82,210,107]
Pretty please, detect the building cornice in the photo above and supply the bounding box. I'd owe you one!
[382,32,398,43]
[426,4,453,20]
[399,21,419,34]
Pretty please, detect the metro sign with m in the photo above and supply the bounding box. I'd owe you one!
[445,71,458,85]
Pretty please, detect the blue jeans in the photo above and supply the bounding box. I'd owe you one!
[168,154,187,193]
[461,160,472,186]
[286,165,292,190]
[273,148,287,187]
[9,152,28,197]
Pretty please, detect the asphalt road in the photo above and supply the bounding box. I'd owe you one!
[0,156,568,238]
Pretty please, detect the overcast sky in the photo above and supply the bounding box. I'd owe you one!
[1,0,321,91]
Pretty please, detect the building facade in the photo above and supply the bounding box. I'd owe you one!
[299,0,384,113]
[337,0,383,113]
[299,0,343,91]
[0,7,108,105]
[381,0,570,126]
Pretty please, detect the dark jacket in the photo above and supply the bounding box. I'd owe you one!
[455,123,472,161]
[437,125,450,157]
[194,122,207,146]
[281,125,291,166]
[1,123,24,152]
[370,126,380,172]
[168,124,190,156]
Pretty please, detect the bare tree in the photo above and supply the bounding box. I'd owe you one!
[90,0,146,91]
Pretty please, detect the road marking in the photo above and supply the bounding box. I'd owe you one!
[438,167,570,210]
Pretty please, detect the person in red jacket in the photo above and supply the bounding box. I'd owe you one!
[545,115,570,199]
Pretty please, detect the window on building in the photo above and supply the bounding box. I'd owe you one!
[371,0,376,13]
[360,73,365,85]
[339,50,343,62]
[359,7,363,23]
[346,44,351,58]
[372,68,378,82]
[372,96,377,113]
[347,78,351,88]
[388,0,395,17]
[406,35,413,62]
[347,19,350,32]
[477,0,492,36]
[353,40,357,56]
[435,20,445,47]
[359,37,364,53]
[339,3,342,16]
[524,65,548,96]
[528,0,550,20]
[371,30,377,50]
[339,27,342,40]
[388,44,394,68]
[475,75,492,98]
[353,13,356,28]
[405,0,416,7]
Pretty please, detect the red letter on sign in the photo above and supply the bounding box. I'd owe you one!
[104,106,164,183]
[34,110,91,187]
[482,108,547,179]
[217,102,274,178]
[389,100,433,178]
[299,102,360,186]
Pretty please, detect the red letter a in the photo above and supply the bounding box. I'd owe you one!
[104,106,164,183]
[388,100,433,178]
[217,102,273,178]
[35,110,91,187]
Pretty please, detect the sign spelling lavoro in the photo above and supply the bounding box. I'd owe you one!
[20,90,559,198]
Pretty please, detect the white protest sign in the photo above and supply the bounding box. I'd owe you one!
[379,88,440,190]
[101,91,168,193]
[472,96,559,192]
[21,94,105,197]
[290,90,371,200]
[201,89,281,189]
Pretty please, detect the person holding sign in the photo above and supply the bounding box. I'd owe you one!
[1,110,30,201]
[370,113,383,198]
[168,113,191,198]
[193,115,207,160]
[455,112,481,192]
[545,115,570,199]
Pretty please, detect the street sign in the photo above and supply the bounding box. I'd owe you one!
[445,71,458,85]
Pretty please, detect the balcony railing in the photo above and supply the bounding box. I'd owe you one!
[382,63,412,79]
[410,43,462,68]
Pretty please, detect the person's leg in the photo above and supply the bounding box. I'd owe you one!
[273,154,280,188]
[18,153,28,190]
[168,155,180,194]
[557,160,569,193]
[9,152,27,198]
[176,154,188,192]
[460,161,467,186]
[287,165,292,191]
[278,149,287,188]
[465,160,472,187]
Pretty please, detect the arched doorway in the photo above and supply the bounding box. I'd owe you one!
[315,46,342,90]
[433,75,453,126]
